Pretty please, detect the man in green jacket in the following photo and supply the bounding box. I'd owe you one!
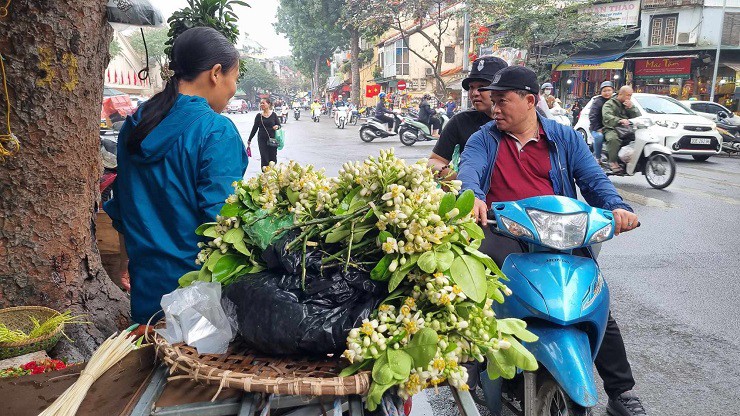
[602,86,641,172]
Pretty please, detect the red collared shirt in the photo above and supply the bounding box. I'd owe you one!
[486,124,555,206]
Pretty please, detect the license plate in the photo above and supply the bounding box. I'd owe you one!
[690,138,711,145]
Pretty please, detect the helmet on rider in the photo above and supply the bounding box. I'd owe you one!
[599,81,614,91]
[541,82,553,91]
[422,93,431,100]
[379,92,386,99]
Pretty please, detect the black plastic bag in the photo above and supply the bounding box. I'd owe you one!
[223,235,385,356]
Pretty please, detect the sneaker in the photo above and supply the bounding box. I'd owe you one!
[607,391,647,416]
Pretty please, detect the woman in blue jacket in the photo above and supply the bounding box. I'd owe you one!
[104,27,248,328]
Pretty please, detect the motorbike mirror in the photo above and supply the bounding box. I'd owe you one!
[718,111,729,120]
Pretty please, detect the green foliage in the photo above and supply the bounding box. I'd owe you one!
[166,0,250,58]
[109,38,123,60]
[239,58,279,95]
[128,28,170,66]
[467,0,627,80]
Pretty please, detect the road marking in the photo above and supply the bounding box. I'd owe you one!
[616,189,676,208]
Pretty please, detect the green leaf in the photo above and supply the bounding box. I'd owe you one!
[351,225,374,243]
[212,254,244,282]
[336,187,361,215]
[195,222,216,236]
[497,319,539,343]
[454,189,475,220]
[198,266,212,283]
[223,227,245,244]
[339,359,372,377]
[178,271,201,287]
[388,254,419,292]
[202,226,219,238]
[378,230,392,245]
[366,382,393,412]
[371,353,394,385]
[450,255,487,303]
[386,349,412,381]
[439,192,456,217]
[504,337,539,371]
[325,225,351,244]
[436,250,454,272]
[418,251,437,274]
[488,283,505,304]
[404,328,438,370]
[286,188,299,205]
[370,254,393,281]
[464,246,501,274]
[205,251,224,271]
[241,191,257,210]
[450,244,464,255]
[454,302,476,320]
[220,202,240,218]
[232,239,251,256]
[461,221,485,241]
[487,349,516,380]
[382,287,408,305]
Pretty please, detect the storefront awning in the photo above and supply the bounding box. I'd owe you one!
[723,62,740,72]
[556,62,624,71]
[623,54,698,60]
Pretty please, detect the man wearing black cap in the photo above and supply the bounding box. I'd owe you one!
[428,56,509,179]
[458,66,647,416]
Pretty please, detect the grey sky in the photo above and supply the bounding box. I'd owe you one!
[155,0,292,57]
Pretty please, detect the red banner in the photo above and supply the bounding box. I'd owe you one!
[634,58,691,77]
[365,84,381,98]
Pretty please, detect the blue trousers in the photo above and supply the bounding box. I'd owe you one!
[591,131,604,159]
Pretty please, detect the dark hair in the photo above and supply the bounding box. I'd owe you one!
[260,97,272,107]
[127,27,239,154]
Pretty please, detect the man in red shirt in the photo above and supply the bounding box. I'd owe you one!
[460,66,646,416]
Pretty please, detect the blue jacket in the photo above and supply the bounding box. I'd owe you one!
[104,94,248,323]
[458,114,632,212]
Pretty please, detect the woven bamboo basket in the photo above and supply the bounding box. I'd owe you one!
[152,323,371,398]
[0,306,63,359]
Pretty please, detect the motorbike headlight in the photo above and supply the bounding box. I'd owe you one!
[655,120,679,129]
[588,223,613,244]
[499,216,534,239]
[527,210,588,250]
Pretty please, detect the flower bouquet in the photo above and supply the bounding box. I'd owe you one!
[182,149,538,410]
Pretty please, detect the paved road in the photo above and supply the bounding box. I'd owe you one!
[229,111,740,415]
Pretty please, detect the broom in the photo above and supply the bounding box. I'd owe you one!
[39,325,142,416]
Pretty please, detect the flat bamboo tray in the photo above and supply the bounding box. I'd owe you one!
[151,325,370,398]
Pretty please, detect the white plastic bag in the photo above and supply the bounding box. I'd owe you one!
[156,282,233,354]
[618,145,635,164]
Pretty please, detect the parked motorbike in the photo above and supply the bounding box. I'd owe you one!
[600,118,676,189]
[398,109,449,146]
[334,105,349,129]
[482,195,626,416]
[293,106,301,121]
[716,115,740,156]
[359,112,403,142]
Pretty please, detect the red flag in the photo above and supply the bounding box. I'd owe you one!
[365,85,375,98]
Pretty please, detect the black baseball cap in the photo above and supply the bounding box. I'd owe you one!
[479,66,540,95]
[462,56,508,91]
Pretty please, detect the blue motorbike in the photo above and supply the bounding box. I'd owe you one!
[481,195,622,416]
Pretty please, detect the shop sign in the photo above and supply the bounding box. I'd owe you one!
[555,61,625,71]
[579,0,640,27]
[635,58,692,77]
[397,79,407,90]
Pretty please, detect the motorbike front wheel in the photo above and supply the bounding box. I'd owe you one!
[536,379,591,416]
[645,153,676,189]
[359,126,376,143]
[399,128,417,146]
[339,119,346,129]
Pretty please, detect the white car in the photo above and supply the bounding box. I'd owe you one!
[679,100,740,127]
[574,93,722,161]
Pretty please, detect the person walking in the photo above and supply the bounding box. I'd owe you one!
[589,81,615,159]
[248,97,282,169]
[104,27,248,329]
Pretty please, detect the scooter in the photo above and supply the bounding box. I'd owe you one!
[293,106,301,121]
[334,105,349,129]
[398,109,449,146]
[601,117,676,189]
[311,108,321,122]
[715,115,740,156]
[482,195,623,416]
[349,108,360,125]
[359,112,403,142]
[280,106,289,124]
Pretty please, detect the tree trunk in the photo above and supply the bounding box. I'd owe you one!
[0,0,130,360]
[313,56,321,102]
[350,28,361,107]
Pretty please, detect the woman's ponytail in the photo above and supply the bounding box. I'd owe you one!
[127,79,179,154]
[125,27,239,155]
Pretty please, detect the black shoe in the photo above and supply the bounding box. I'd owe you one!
[607,391,647,416]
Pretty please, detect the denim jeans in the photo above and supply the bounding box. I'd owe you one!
[591,130,604,159]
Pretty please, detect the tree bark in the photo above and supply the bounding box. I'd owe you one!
[313,56,321,102]
[350,28,361,107]
[0,0,130,360]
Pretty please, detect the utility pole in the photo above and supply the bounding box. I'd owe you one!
[461,9,471,110]
[710,0,727,102]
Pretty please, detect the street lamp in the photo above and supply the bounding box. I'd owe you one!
[670,78,675,83]
[566,79,573,85]
[659,78,665,83]
[613,74,620,80]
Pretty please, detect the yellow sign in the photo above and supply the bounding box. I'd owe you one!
[555,61,624,71]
